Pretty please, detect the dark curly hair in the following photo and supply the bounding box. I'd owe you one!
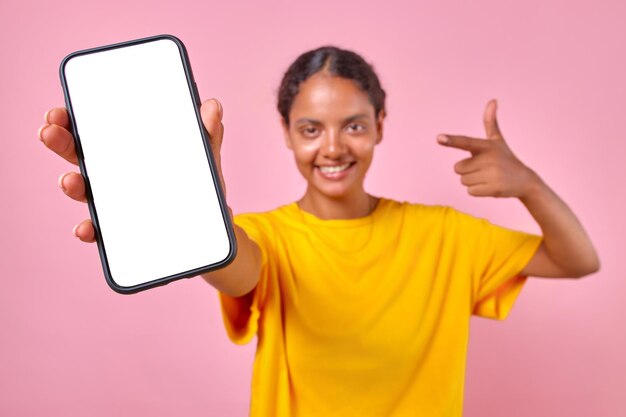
[277,46,386,125]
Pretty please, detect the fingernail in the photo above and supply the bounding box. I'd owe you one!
[437,135,448,144]
[58,172,69,191]
[44,109,52,123]
[72,224,79,237]
[38,125,48,143]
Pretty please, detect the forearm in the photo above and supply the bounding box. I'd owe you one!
[200,223,262,297]
[519,171,600,276]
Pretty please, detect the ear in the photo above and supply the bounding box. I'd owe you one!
[281,118,293,150]
[375,109,386,145]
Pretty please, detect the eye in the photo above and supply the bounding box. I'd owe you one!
[300,125,320,138]
[345,123,366,134]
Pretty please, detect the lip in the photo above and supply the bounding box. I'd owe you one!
[314,162,356,181]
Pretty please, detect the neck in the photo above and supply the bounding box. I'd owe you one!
[298,187,377,220]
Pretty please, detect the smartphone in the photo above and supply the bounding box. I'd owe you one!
[60,35,236,294]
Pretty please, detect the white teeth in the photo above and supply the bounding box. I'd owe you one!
[319,163,351,174]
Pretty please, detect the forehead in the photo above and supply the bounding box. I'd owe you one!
[289,73,375,123]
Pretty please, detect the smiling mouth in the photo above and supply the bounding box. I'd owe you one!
[317,162,355,174]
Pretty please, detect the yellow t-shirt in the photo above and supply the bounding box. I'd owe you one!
[218,198,542,417]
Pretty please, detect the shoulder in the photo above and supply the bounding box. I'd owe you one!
[233,202,302,237]
[234,203,297,224]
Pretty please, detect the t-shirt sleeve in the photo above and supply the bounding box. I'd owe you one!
[450,208,543,320]
[218,213,271,345]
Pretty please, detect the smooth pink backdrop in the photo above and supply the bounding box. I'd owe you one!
[1,0,624,416]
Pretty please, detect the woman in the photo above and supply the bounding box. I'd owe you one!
[39,46,599,416]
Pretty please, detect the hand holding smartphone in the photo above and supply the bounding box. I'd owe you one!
[59,35,236,294]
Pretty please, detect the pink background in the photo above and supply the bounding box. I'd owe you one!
[1,0,624,415]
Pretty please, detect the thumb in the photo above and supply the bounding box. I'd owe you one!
[483,99,504,140]
[201,98,224,152]
[200,98,227,197]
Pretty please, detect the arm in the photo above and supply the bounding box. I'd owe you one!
[200,223,262,297]
[517,173,599,277]
[437,99,600,278]
[196,99,262,296]
[39,99,262,295]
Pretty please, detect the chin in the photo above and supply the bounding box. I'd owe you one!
[311,181,360,200]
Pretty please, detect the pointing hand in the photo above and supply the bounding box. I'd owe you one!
[437,99,539,198]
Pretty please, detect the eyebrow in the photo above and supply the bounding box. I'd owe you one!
[294,113,370,126]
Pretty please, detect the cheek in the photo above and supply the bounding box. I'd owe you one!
[293,140,320,162]
[353,141,376,160]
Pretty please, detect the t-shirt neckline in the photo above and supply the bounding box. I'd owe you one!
[283,197,389,228]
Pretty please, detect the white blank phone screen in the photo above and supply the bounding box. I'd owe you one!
[63,38,231,289]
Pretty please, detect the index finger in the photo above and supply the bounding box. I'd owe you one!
[39,107,78,165]
[45,107,71,130]
[437,134,490,154]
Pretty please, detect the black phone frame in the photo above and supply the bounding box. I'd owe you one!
[59,34,237,294]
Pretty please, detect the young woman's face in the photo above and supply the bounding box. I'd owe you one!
[283,73,384,200]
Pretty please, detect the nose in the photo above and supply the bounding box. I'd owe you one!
[320,129,345,159]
